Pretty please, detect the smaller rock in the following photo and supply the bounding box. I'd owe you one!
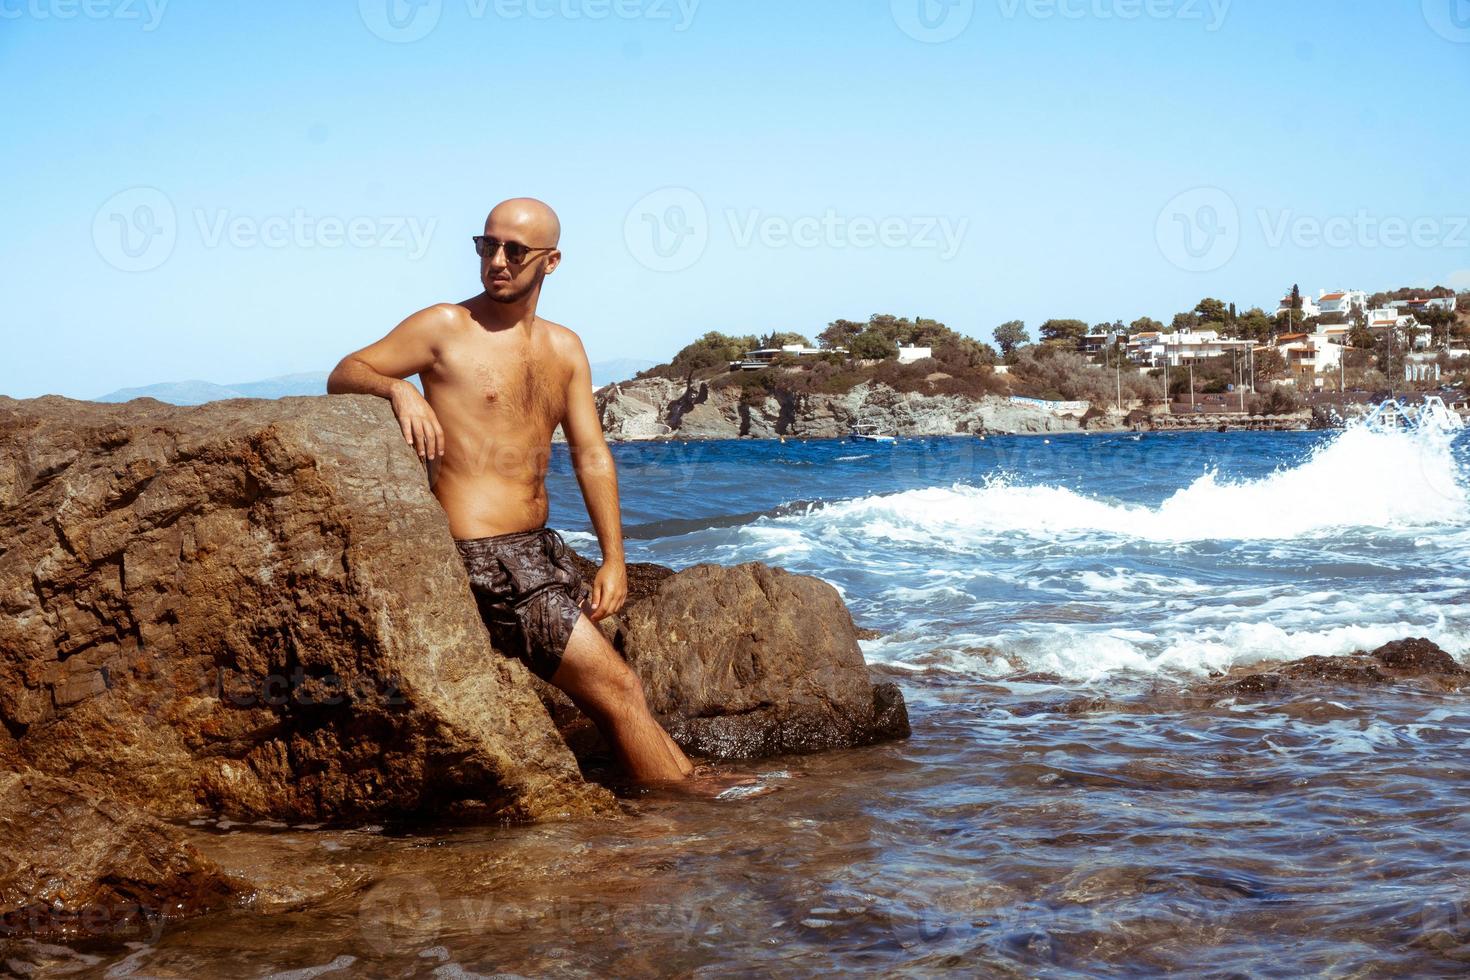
[1206,638,1467,699]
[564,550,675,608]
[1370,638,1467,676]
[541,560,910,764]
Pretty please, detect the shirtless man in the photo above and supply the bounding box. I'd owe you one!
[327,198,695,787]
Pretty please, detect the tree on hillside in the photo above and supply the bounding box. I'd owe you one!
[1345,306,1372,349]
[823,313,982,356]
[818,319,865,350]
[1194,298,1229,325]
[1401,318,1424,353]
[641,331,761,380]
[934,335,998,370]
[1130,316,1165,335]
[993,320,1029,356]
[1376,328,1407,380]
[1418,307,1456,349]
[1038,319,1089,350]
[892,316,954,349]
[849,329,898,360]
[1347,323,1375,350]
[760,331,812,349]
[1171,312,1200,333]
[1253,347,1286,386]
[1369,285,1456,309]
[1234,307,1273,341]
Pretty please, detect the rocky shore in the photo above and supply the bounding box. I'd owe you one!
[596,377,1087,440]
[594,376,1316,440]
[0,394,909,939]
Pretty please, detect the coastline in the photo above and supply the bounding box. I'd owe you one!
[596,418,1317,443]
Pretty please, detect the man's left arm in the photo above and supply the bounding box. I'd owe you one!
[561,337,627,622]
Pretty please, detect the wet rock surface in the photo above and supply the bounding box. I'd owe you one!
[0,770,238,939]
[1005,639,1470,719]
[1208,638,1468,699]
[541,561,911,763]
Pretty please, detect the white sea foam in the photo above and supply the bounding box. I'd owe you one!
[863,616,1470,684]
[785,422,1470,681]
[768,423,1467,548]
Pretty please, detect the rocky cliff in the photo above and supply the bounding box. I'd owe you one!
[0,393,910,936]
[597,377,1090,441]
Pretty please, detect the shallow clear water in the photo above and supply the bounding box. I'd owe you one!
[26,426,1470,977]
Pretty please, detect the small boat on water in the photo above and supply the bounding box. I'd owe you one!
[850,422,897,444]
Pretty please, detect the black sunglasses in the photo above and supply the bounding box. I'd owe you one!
[472,235,556,264]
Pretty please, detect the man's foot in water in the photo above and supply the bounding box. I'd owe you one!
[636,765,799,801]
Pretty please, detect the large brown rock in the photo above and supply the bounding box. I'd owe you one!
[0,394,613,823]
[545,562,910,761]
[0,770,238,938]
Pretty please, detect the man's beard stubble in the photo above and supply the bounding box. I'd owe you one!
[487,268,544,306]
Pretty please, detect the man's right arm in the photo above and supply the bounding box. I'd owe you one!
[327,305,449,460]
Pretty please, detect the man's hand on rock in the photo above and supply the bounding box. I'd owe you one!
[390,380,444,462]
[590,560,627,623]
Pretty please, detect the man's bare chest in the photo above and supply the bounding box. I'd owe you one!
[433,339,566,425]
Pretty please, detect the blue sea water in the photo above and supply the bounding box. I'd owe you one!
[550,426,1470,685]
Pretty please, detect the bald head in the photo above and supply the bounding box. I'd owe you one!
[485,197,561,249]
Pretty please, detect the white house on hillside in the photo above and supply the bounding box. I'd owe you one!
[733,344,841,370]
[1316,289,1368,319]
[1389,296,1456,314]
[1126,328,1252,368]
[1366,309,1430,351]
[1274,292,1321,320]
[1273,330,1345,388]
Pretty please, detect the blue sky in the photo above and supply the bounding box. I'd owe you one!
[3,0,1467,399]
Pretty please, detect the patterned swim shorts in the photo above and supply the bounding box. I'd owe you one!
[454,527,592,682]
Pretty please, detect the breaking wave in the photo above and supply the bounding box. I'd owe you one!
[769,422,1468,548]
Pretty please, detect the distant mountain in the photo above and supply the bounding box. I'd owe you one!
[94,372,331,405]
[94,360,655,405]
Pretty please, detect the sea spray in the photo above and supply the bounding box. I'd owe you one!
[709,420,1470,681]
[754,421,1469,549]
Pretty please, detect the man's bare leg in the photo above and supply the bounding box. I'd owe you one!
[551,615,695,783]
